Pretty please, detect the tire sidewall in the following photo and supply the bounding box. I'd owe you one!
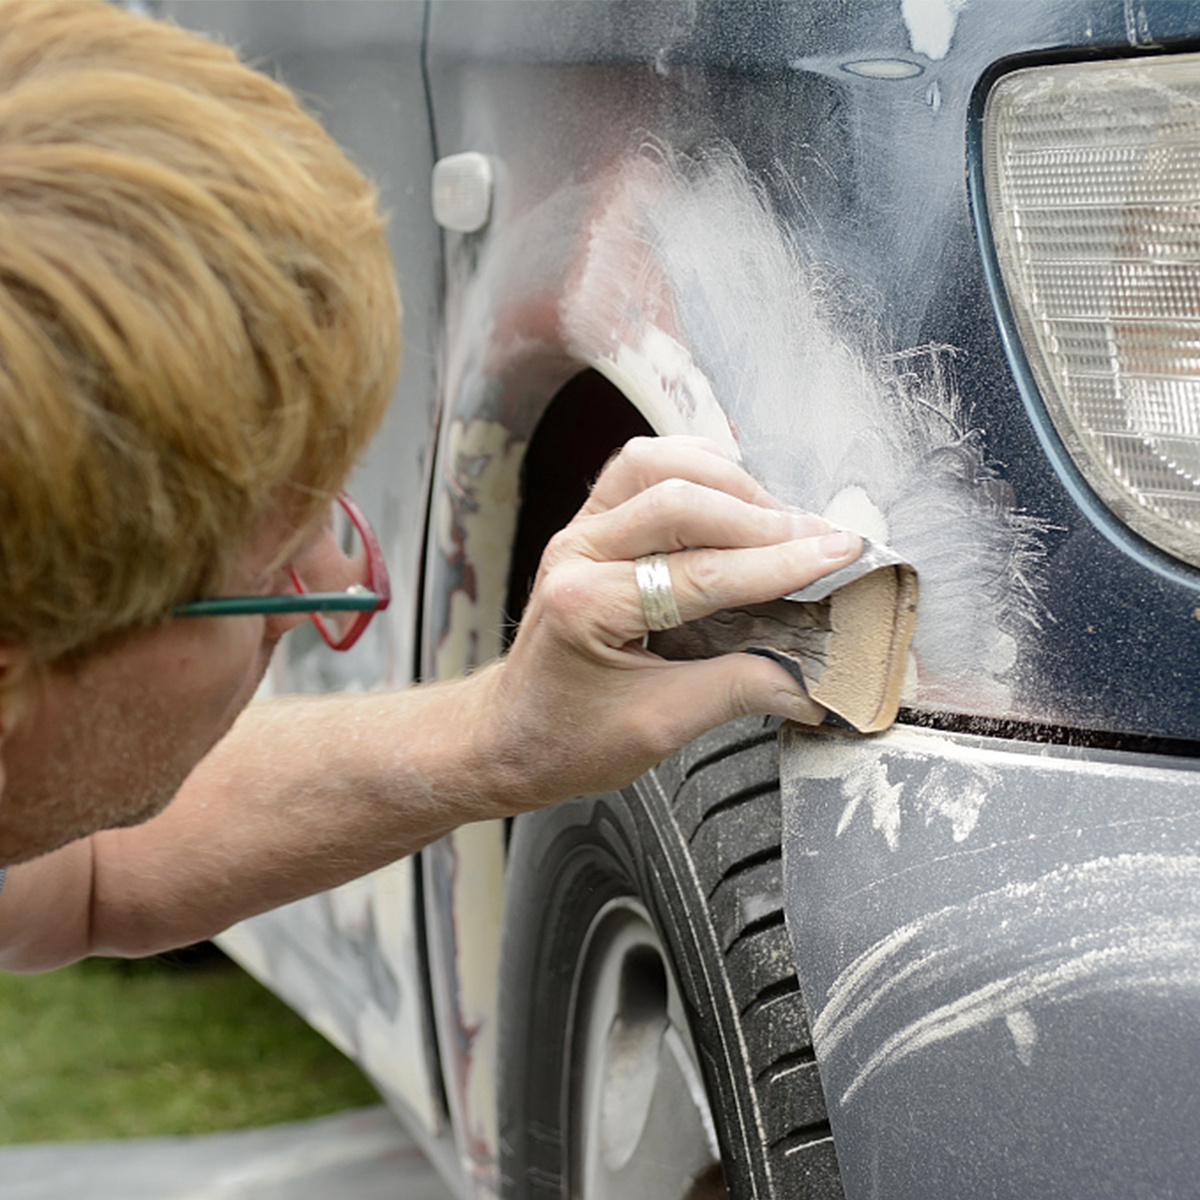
[498,778,770,1199]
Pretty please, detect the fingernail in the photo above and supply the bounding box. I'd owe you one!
[790,699,827,727]
[818,530,860,561]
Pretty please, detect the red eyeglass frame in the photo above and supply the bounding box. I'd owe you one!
[288,492,391,651]
[175,493,391,653]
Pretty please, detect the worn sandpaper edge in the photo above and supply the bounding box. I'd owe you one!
[782,538,909,604]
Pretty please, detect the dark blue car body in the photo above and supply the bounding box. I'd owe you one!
[165,4,1200,1197]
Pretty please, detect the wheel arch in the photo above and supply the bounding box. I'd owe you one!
[503,369,655,641]
[416,148,750,1191]
[419,358,689,1193]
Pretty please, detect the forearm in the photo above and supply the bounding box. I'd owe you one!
[2,664,516,970]
[91,664,522,956]
[0,439,859,973]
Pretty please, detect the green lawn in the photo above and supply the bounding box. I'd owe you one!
[0,946,380,1144]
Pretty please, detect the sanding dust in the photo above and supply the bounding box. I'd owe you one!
[1005,1008,1038,1067]
[835,759,903,849]
[811,852,1200,1105]
[902,0,968,60]
[443,138,1049,716]
[823,486,890,544]
[626,146,1050,713]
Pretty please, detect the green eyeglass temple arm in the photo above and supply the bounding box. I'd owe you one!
[174,590,384,618]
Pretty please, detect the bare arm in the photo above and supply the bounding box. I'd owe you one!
[0,668,510,970]
[0,438,861,972]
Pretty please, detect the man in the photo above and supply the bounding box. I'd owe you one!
[0,0,861,972]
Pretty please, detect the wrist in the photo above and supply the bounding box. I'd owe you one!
[454,658,543,819]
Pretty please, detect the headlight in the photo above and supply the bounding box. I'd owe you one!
[983,52,1200,569]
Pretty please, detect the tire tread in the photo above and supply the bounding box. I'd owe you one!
[662,717,842,1199]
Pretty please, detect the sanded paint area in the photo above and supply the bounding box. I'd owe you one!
[781,722,1200,1199]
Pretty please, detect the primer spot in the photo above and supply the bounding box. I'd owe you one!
[901,0,968,61]
[823,485,890,543]
[1005,1008,1038,1067]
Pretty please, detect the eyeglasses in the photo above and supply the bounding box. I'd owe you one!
[173,493,391,652]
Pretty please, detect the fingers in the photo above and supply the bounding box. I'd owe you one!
[538,528,862,648]
[557,477,832,566]
[663,532,862,624]
[536,434,863,645]
[480,641,826,810]
[582,435,781,517]
[614,653,828,761]
[489,434,862,802]
[680,651,828,727]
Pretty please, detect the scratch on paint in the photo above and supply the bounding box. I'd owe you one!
[1124,0,1154,47]
[811,853,1200,1105]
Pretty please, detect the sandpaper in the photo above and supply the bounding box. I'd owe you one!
[648,540,918,733]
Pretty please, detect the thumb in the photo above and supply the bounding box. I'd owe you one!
[633,654,825,756]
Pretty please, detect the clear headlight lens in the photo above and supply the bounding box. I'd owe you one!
[983,53,1200,568]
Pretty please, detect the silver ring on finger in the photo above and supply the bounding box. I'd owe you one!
[634,552,683,632]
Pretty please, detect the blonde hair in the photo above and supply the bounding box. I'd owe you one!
[0,0,401,664]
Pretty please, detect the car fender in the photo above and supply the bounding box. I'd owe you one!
[781,721,1200,1200]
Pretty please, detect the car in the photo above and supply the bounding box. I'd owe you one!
[159,3,1200,1197]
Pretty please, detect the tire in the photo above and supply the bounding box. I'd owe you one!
[497,716,844,1200]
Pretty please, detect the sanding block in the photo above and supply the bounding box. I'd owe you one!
[648,540,918,733]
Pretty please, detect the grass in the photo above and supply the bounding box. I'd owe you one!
[0,945,380,1144]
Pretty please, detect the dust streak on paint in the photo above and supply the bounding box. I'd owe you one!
[811,852,1200,1105]
[587,144,1050,711]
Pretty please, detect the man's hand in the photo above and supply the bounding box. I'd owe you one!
[0,437,862,969]
[478,435,862,807]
